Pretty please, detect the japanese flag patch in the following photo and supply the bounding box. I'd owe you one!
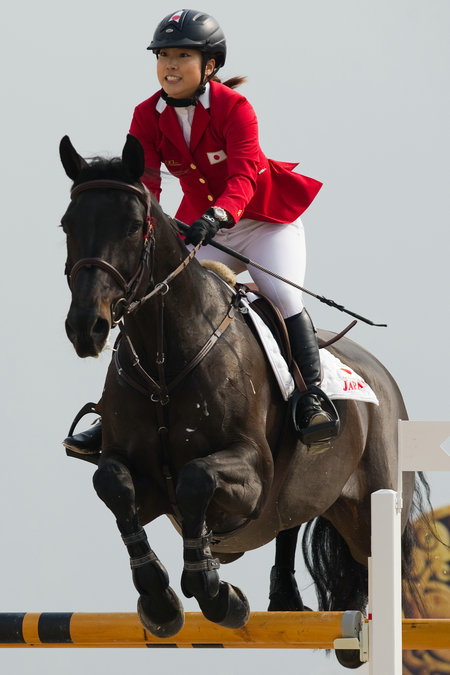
[168,11,184,23]
[207,150,228,165]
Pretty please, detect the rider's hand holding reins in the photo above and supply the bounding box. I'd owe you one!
[185,207,230,246]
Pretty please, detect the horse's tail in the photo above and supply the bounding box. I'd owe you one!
[301,517,368,612]
[301,472,434,614]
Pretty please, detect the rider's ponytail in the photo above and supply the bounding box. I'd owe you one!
[210,75,247,90]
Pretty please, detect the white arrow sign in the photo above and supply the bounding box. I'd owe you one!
[399,420,450,472]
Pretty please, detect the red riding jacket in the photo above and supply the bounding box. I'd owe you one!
[129,80,322,225]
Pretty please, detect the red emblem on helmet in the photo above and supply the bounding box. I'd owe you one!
[169,11,183,23]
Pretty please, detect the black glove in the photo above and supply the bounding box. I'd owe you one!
[184,209,226,246]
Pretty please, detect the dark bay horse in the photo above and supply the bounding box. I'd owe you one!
[59,134,424,667]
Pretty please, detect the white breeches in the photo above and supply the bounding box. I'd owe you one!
[193,217,306,318]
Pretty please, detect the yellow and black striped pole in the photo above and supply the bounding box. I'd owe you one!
[0,611,449,650]
[0,611,350,648]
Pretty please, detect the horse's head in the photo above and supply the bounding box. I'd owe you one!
[60,134,152,357]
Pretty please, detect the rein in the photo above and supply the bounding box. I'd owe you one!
[126,244,201,314]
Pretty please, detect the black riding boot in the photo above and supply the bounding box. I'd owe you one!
[285,310,339,454]
[63,422,102,456]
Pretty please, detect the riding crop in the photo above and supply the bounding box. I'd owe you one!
[174,219,387,327]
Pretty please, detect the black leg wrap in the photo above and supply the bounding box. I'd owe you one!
[183,558,220,572]
[120,527,169,590]
[121,528,148,546]
[194,581,250,628]
[124,530,185,639]
[180,530,249,628]
[132,554,170,594]
[181,531,221,600]
[268,566,307,612]
[181,556,221,602]
[130,551,158,569]
[93,460,184,638]
[183,531,214,550]
[182,531,221,578]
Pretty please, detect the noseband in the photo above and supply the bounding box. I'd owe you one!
[67,179,153,321]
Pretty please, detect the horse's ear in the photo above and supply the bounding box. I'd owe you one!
[122,134,145,181]
[59,135,88,180]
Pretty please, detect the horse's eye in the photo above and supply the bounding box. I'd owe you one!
[127,221,142,237]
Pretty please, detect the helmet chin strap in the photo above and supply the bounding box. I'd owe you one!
[160,88,203,107]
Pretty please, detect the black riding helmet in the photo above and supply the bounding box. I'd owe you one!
[148,9,227,106]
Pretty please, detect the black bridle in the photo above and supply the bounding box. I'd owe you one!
[66,179,154,322]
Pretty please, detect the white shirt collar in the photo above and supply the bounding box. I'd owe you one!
[199,82,210,109]
[156,82,210,113]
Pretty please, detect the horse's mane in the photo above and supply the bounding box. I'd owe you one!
[74,157,171,192]
[73,157,138,187]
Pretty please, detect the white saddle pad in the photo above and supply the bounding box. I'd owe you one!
[320,348,379,405]
[244,301,379,405]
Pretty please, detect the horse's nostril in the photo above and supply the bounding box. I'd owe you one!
[92,317,110,340]
[65,319,76,343]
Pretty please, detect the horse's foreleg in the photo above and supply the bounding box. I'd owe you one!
[175,444,269,628]
[92,457,184,637]
[268,526,307,611]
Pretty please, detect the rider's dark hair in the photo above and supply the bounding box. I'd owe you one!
[211,75,247,89]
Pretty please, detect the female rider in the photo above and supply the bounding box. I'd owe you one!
[64,9,338,456]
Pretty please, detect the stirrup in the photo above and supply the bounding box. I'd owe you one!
[291,386,340,454]
[63,402,102,465]
[63,424,102,454]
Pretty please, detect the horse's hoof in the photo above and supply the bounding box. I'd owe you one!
[335,649,364,669]
[137,587,185,638]
[200,581,250,629]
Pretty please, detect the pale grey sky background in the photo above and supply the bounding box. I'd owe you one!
[0,1,449,673]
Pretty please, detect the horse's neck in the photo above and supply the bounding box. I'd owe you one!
[126,225,231,365]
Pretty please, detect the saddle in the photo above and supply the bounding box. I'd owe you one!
[237,282,356,393]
